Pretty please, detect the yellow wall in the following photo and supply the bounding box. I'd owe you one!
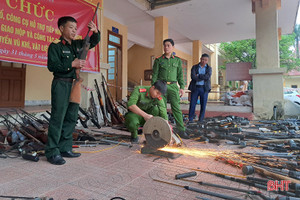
[25,65,52,101]
[284,77,300,88]
[128,44,192,99]
[128,44,192,89]
[128,44,153,86]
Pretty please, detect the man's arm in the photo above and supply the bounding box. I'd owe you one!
[198,66,212,80]
[151,58,159,85]
[177,59,185,89]
[128,105,153,121]
[127,87,152,121]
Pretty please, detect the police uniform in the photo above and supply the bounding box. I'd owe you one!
[45,31,100,158]
[125,86,168,139]
[151,54,185,132]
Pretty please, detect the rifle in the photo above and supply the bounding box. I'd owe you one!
[94,79,110,126]
[0,114,44,145]
[69,3,100,104]
[6,113,48,144]
[18,109,45,131]
[89,91,101,128]
[79,106,101,129]
[101,73,124,124]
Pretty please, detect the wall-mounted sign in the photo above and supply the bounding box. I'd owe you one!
[112,26,119,34]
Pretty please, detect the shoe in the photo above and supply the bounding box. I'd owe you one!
[61,151,81,158]
[177,131,190,139]
[130,137,139,144]
[47,155,66,165]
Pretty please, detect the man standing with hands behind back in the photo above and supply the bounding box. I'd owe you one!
[188,53,212,123]
[151,39,189,139]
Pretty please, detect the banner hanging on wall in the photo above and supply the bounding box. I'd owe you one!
[0,0,102,72]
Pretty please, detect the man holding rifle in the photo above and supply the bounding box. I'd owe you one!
[46,16,100,165]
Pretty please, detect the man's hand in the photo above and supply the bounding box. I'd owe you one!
[72,58,86,69]
[144,114,153,121]
[179,89,184,97]
[88,21,98,33]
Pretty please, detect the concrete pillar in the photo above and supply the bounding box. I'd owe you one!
[192,40,202,65]
[154,16,168,57]
[208,44,220,100]
[249,0,284,119]
[210,44,218,86]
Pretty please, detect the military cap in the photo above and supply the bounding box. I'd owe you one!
[153,80,167,95]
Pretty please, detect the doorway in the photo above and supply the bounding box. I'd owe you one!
[107,31,122,101]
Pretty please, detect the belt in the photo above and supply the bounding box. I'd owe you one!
[166,81,177,85]
[196,85,204,88]
[53,77,74,83]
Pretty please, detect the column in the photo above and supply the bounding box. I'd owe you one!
[154,16,168,57]
[249,0,284,119]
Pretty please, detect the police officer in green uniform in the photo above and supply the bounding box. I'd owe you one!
[151,38,189,139]
[46,16,100,165]
[125,80,168,143]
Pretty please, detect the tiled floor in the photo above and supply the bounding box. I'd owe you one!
[0,104,266,200]
[0,125,278,200]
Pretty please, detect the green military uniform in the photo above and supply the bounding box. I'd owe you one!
[45,32,100,158]
[151,54,185,132]
[125,86,168,139]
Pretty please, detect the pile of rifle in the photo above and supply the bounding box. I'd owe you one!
[0,109,49,161]
[214,151,300,198]
[91,73,125,127]
[186,115,249,144]
[186,116,300,153]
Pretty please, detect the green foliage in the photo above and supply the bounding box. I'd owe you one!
[219,32,300,71]
[219,39,256,68]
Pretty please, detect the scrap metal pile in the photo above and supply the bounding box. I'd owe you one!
[176,116,300,199]
[0,74,129,162]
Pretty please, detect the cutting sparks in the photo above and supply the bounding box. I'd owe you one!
[158,147,231,158]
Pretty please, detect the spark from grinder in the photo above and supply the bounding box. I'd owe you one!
[159,147,232,158]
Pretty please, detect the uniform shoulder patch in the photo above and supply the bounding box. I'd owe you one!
[52,39,61,44]
[139,88,147,93]
[158,96,162,100]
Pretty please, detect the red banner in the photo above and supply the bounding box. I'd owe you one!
[0,0,101,72]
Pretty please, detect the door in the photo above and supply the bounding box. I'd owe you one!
[0,62,26,107]
[107,31,122,101]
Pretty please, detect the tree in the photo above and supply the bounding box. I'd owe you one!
[219,33,300,71]
[294,24,300,58]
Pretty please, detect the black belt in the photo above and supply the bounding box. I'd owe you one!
[196,85,204,88]
[54,77,74,83]
[166,81,177,85]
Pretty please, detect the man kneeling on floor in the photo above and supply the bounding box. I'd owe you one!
[125,80,168,143]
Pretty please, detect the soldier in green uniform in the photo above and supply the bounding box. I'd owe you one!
[151,38,189,139]
[125,80,168,143]
[46,16,100,165]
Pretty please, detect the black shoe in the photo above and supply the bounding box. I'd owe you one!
[130,137,139,144]
[61,151,81,158]
[177,131,190,139]
[47,155,66,165]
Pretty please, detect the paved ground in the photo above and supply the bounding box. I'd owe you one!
[0,103,264,200]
